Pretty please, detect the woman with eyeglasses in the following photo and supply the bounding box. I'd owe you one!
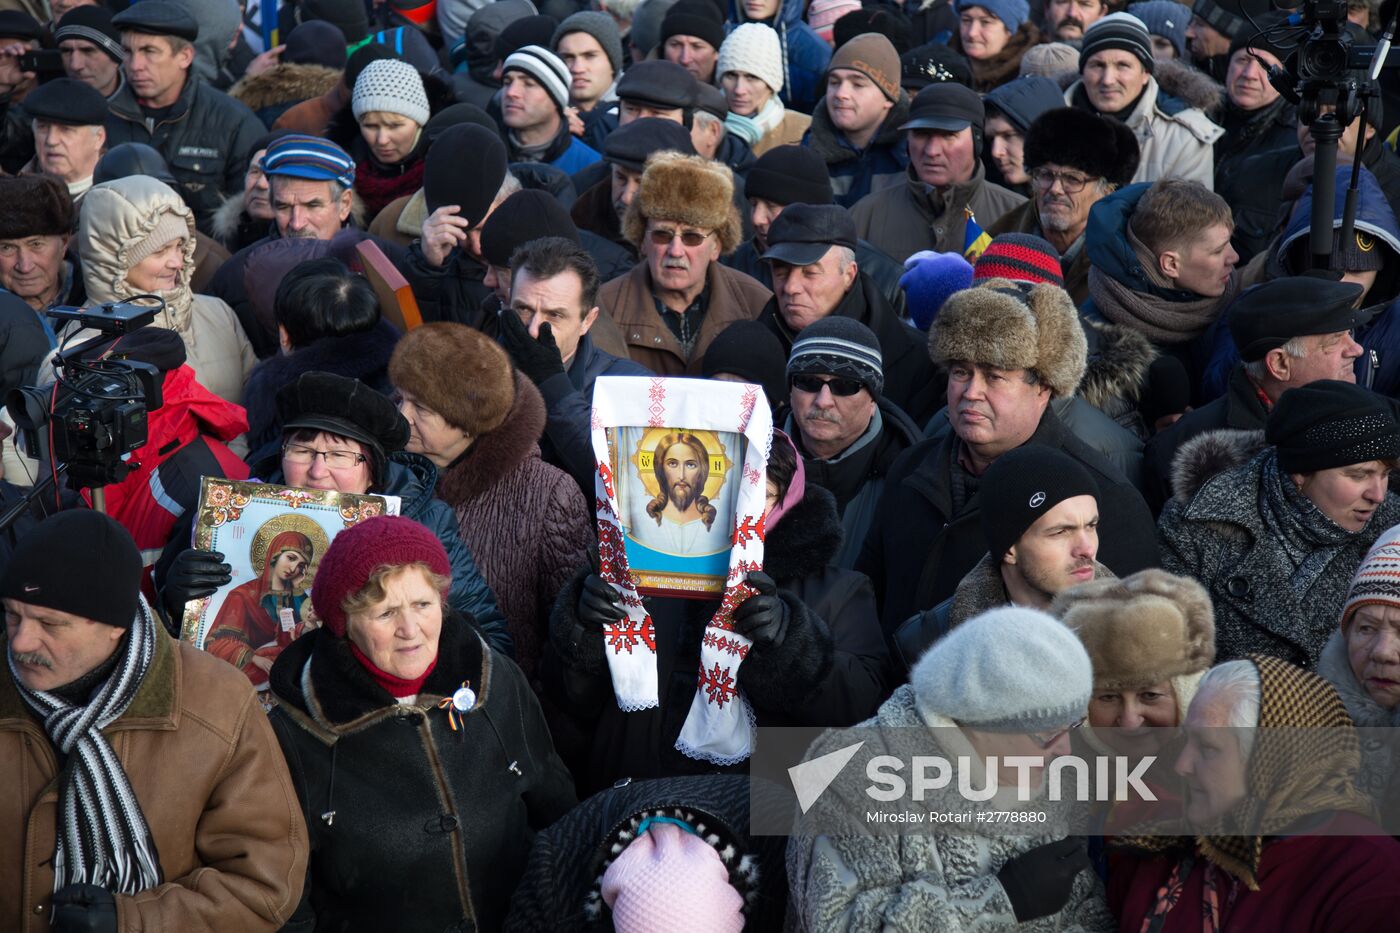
[158,371,513,665]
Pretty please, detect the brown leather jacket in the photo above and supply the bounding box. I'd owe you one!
[596,260,773,375]
[0,631,308,932]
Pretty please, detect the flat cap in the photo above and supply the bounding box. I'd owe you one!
[901,81,984,132]
[0,10,44,41]
[112,1,199,42]
[615,59,697,111]
[694,82,728,120]
[762,203,857,266]
[602,116,694,172]
[1228,276,1369,362]
[22,77,109,126]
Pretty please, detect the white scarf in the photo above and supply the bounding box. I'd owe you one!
[590,376,773,764]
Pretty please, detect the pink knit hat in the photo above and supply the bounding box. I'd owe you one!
[807,0,861,42]
[311,515,452,636]
[600,822,745,933]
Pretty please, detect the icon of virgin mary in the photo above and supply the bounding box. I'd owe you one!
[204,529,316,687]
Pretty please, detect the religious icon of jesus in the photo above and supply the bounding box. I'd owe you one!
[626,430,735,557]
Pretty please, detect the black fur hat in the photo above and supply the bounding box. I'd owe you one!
[1023,107,1140,189]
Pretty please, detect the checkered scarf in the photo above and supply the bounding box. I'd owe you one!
[10,598,163,894]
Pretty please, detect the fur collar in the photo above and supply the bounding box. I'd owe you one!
[269,613,491,740]
[1317,630,1400,728]
[763,483,842,582]
[1169,428,1267,505]
[437,372,548,505]
[1079,317,1157,410]
[807,94,911,164]
[0,625,178,726]
[209,195,258,243]
[229,62,342,112]
[947,554,1010,627]
[1154,58,1225,116]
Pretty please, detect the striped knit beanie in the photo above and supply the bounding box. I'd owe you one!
[786,316,884,397]
[352,58,430,126]
[1080,12,1155,73]
[259,134,356,189]
[1341,525,1400,635]
[503,45,572,112]
[973,234,1064,288]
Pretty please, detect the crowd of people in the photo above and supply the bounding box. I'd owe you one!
[1,0,1400,929]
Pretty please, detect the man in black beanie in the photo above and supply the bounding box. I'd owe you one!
[724,144,907,316]
[659,0,725,84]
[0,509,309,931]
[55,5,126,99]
[893,444,1106,672]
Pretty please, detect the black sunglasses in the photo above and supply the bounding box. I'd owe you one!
[790,374,865,396]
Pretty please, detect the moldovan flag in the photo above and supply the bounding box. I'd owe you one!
[963,207,991,261]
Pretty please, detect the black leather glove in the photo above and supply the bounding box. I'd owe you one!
[162,548,232,619]
[731,571,789,649]
[499,307,566,385]
[577,574,625,630]
[997,836,1091,922]
[50,883,117,933]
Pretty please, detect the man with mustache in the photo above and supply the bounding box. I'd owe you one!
[783,317,922,569]
[858,278,1158,638]
[893,445,1109,674]
[0,510,308,931]
[1042,0,1108,40]
[989,106,1140,304]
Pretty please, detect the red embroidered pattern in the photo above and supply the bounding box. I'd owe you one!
[604,615,656,655]
[702,630,750,659]
[647,379,667,426]
[737,385,758,432]
[698,662,738,707]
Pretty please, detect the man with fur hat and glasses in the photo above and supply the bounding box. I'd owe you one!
[0,510,308,931]
[988,106,1141,305]
[858,278,1158,638]
[894,444,1111,673]
[598,150,775,375]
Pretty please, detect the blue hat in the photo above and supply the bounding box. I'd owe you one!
[1128,1,1190,59]
[953,0,1029,34]
[259,134,356,189]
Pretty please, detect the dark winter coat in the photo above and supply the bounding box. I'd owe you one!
[571,179,637,263]
[0,291,49,395]
[761,272,939,424]
[726,0,832,115]
[104,74,266,234]
[850,163,1027,264]
[804,94,911,208]
[1213,96,1298,195]
[548,483,889,794]
[269,619,577,933]
[787,397,922,570]
[987,199,1090,304]
[1158,439,1400,669]
[725,236,909,321]
[507,118,602,175]
[438,374,594,681]
[242,320,400,464]
[858,405,1159,635]
[503,774,790,931]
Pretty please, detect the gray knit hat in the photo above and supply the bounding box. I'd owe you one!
[910,605,1092,732]
[503,45,572,112]
[352,58,430,126]
[552,11,623,77]
[786,317,884,397]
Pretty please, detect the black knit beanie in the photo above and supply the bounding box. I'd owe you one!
[424,124,508,221]
[980,444,1099,563]
[479,189,580,267]
[1267,380,1400,475]
[1,511,142,629]
[703,320,790,411]
[745,145,834,207]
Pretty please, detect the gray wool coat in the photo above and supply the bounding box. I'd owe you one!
[1158,443,1400,669]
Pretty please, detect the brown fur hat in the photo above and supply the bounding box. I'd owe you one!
[0,175,75,241]
[388,322,516,437]
[622,150,743,256]
[1052,568,1216,692]
[930,278,1087,398]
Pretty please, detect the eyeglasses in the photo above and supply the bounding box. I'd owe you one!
[1031,168,1093,194]
[790,374,865,396]
[1029,717,1086,749]
[649,227,711,248]
[283,444,367,469]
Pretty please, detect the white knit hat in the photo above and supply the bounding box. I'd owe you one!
[352,58,430,126]
[503,44,572,112]
[910,606,1092,732]
[717,22,784,95]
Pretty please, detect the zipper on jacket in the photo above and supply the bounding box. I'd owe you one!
[1367,350,1379,389]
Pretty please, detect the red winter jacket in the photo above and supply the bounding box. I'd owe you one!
[1108,810,1400,932]
[83,364,250,597]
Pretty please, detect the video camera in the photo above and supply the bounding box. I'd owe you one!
[5,300,165,494]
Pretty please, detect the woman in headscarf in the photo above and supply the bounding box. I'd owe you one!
[269,515,576,933]
[205,530,314,687]
[76,175,256,405]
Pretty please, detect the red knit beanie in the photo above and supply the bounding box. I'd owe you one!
[311,516,452,637]
[972,233,1065,288]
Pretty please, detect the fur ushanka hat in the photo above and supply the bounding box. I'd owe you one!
[930,278,1088,398]
[1023,106,1141,189]
[388,322,516,437]
[1052,568,1216,717]
[623,150,743,256]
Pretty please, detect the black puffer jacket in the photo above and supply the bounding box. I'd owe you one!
[269,618,577,933]
[104,75,266,234]
[547,483,889,794]
[503,774,790,931]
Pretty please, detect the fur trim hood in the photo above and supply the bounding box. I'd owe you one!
[1169,427,1267,505]
[806,93,911,164]
[930,277,1088,397]
[1317,629,1400,729]
[1078,317,1157,412]
[1053,568,1216,691]
[229,63,342,113]
[623,151,742,255]
[1153,58,1225,117]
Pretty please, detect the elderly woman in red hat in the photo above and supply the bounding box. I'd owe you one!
[268,515,576,933]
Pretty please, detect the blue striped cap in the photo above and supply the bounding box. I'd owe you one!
[259,134,356,189]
